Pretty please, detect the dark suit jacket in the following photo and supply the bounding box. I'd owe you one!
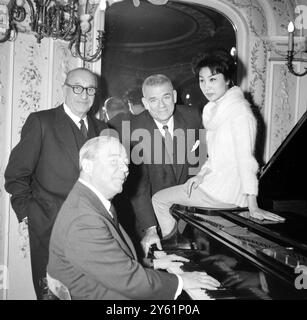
[119,106,205,233]
[4,105,107,248]
[47,182,178,300]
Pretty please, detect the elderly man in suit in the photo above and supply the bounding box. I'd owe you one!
[47,136,219,299]
[4,68,107,299]
[120,74,205,256]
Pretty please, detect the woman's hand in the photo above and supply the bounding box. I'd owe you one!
[184,175,203,197]
[247,195,285,222]
[249,207,285,222]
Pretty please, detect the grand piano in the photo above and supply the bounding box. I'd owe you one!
[162,111,307,300]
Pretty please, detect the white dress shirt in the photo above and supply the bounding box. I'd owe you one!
[63,103,88,130]
[78,178,113,218]
[154,116,174,138]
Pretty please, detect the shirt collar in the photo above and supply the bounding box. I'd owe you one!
[63,103,88,129]
[78,178,113,218]
[154,116,174,137]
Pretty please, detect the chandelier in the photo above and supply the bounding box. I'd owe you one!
[0,0,169,63]
[0,0,112,62]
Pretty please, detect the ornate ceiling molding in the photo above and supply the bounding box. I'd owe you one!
[106,1,216,49]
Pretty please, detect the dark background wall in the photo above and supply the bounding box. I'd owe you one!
[100,0,236,112]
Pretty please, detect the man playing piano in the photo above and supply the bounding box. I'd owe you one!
[47,136,220,299]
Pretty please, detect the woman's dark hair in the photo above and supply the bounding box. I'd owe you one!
[192,49,237,86]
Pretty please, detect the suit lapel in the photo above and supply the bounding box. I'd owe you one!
[101,206,136,259]
[118,224,137,259]
[54,105,79,169]
[76,182,136,259]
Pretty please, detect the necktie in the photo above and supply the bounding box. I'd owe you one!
[79,119,88,139]
[163,125,173,164]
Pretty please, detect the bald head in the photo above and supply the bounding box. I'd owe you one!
[65,68,97,87]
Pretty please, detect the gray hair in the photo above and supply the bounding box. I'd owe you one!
[79,136,122,169]
[142,74,173,96]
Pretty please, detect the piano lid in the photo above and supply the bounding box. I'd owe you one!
[258,111,307,213]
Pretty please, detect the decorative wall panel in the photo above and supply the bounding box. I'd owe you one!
[11,34,50,142]
[226,0,268,111]
[0,41,12,300]
[52,41,80,108]
[269,63,297,155]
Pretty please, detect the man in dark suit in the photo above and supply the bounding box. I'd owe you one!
[4,68,107,299]
[119,74,205,256]
[47,136,219,299]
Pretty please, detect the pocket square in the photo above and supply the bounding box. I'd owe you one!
[190,140,200,152]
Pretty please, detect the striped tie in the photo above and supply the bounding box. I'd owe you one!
[163,125,173,164]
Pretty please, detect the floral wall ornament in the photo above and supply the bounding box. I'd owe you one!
[271,0,293,33]
[270,63,296,154]
[225,0,269,111]
[18,44,42,113]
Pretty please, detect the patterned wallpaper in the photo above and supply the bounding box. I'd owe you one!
[270,64,297,151]
[0,29,80,300]
[225,0,268,110]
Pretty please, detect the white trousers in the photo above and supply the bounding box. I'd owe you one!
[152,184,235,237]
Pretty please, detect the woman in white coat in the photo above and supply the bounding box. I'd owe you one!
[152,49,285,240]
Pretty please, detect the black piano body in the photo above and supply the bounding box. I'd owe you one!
[168,111,307,300]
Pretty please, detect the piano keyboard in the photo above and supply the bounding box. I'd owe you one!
[185,288,214,300]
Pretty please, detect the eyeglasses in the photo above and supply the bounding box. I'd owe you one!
[65,83,97,96]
